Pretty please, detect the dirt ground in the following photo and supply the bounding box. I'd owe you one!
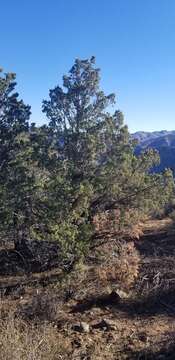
[0,218,175,359]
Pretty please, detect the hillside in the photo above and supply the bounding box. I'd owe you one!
[133,131,175,173]
[1,58,175,360]
[0,218,175,359]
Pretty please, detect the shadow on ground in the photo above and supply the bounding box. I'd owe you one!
[0,240,61,275]
[135,220,175,257]
[127,341,175,360]
[70,287,175,318]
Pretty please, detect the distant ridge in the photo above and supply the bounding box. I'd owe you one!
[132,130,175,173]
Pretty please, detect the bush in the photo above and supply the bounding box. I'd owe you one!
[96,241,140,292]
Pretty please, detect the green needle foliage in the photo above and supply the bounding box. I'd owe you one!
[42,57,174,256]
[0,59,174,262]
[0,69,31,247]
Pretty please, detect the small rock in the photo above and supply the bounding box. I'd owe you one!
[72,339,81,348]
[103,318,117,330]
[80,321,90,333]
[138,332,147,342]
[72,324,81,332]
[72,322,90,333]
[115,289,129,299]
[92,318,117,331]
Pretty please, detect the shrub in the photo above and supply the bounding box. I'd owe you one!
[96,241,140,292]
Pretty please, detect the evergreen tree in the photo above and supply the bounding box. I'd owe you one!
[0,69,34,247]
[0,61,173,260]
[43,57,174,255]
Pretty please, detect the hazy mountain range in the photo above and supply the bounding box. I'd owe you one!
[132,130,175,173]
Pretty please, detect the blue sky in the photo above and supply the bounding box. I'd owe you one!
[1,0,175,132]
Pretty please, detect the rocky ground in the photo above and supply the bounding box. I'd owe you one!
[0,218,175,359]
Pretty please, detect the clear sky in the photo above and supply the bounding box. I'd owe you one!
[1,0,175,132]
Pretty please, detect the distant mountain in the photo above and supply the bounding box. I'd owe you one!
[132,131,175,173]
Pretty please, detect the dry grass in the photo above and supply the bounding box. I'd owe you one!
[0,311,174,360]
[0,316,71,360]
